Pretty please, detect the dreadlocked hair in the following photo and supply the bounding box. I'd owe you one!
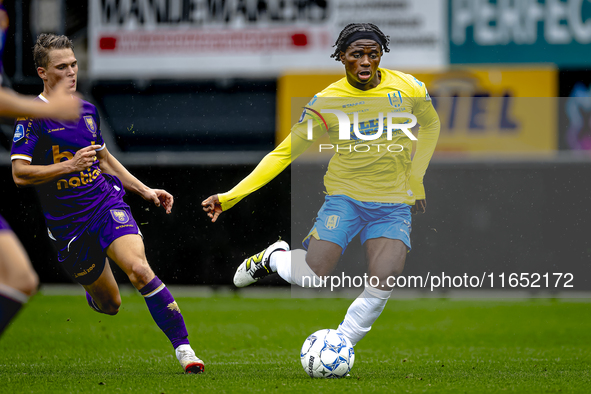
[330,23,390,61]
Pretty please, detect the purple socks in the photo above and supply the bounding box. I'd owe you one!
[0,284,28,337]
[139,276,189,349]
[84,276,190,348]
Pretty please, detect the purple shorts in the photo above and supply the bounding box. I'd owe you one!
[0,214,10,231]
[56,204,140,285]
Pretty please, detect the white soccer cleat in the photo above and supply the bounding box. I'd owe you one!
[233,240,290,287]
[175,344,204,374]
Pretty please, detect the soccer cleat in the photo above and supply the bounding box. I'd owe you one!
[175,345,204,374]
[233,240,290,287]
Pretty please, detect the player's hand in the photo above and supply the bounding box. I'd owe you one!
[69,145,101,172]
[411,199,426,214]
[201,194,223,223]
[46,80,81,121]
[144,189,174,214]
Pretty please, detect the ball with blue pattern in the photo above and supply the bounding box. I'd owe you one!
[300,329,355,378]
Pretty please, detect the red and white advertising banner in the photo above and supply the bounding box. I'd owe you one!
[89,0,447,78]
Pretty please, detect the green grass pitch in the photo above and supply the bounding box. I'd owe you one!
[1,291,590,393]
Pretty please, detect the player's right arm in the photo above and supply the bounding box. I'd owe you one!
[12,145,100,187]
[201,131,313,223]
[0,80,80,120]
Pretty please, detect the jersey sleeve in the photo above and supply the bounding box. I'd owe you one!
[217,94,322,211]
[218,132,313,211]
[10,118,39,162]
[291,96,328,142]
[409,79,440,200]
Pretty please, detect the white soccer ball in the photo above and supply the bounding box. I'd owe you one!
[300,329,355,378]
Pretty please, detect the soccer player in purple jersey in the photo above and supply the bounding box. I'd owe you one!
[9,34,204,374]
[0,2,79,339]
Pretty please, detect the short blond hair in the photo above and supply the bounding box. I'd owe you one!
[33,33,74,69]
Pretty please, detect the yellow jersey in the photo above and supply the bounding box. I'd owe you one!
[219,68,440,210]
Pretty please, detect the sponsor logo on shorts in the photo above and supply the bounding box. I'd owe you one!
[74,263,96,279]
[110,209,129,224]
[325,215,340,230]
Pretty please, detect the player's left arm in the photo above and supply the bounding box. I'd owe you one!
[96,146,173,214]
[409,84,440,214]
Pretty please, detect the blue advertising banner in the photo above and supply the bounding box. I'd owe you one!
[450,0,591,66]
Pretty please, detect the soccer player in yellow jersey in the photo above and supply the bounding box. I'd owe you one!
[202,23,440,346]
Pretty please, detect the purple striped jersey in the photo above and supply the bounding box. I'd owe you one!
[10,95,119,242]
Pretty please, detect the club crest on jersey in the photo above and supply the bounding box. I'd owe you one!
[110,209,129,224]
[84,116,97,134]
[388,91,402,108]
[14,124,24,142]
[325,215,340,230]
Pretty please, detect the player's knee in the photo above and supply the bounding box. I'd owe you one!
[100,298,121,315]
[390,265,404,278]
[370,263,405,290]
[102,305,120,316]
[379,267,404,288]
[305,256,336,277]
[128,259,154,289]
[307,260,329,277]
